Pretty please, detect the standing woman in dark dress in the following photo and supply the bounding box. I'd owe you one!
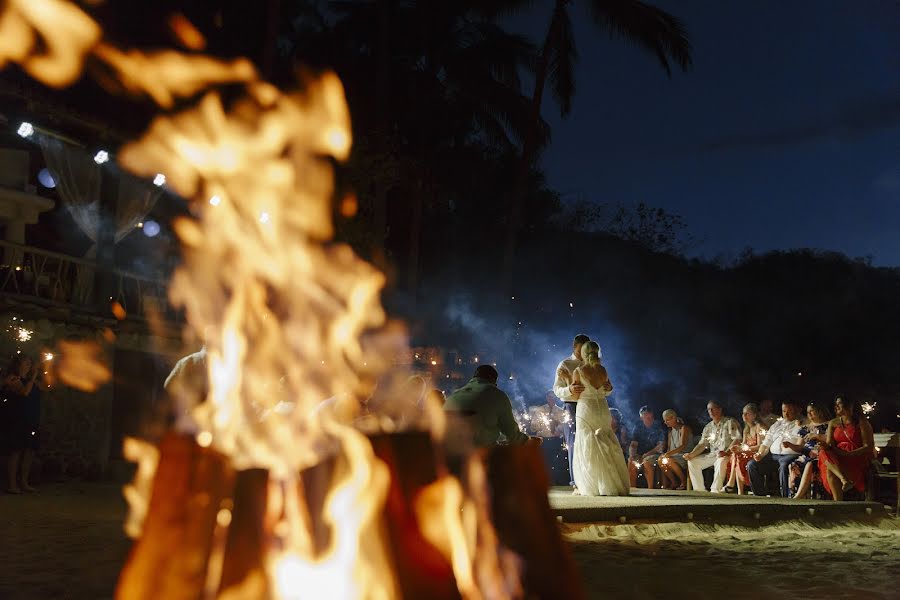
[3,354,41,493]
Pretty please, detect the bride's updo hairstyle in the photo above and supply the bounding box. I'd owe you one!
[581,340,601,366]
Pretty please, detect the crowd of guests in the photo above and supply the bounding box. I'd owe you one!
[525,393,876,501]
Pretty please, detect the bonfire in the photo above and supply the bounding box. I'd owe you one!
[0,2,582,599]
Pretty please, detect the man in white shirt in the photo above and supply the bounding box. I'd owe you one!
[553,334,591,486]
[747,400,805,497]
[684,400,742,492]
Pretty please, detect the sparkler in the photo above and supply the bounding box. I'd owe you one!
[17,327,32,342]
[861,402,877,415]
[741,444,750,452]
[660,457,670,466]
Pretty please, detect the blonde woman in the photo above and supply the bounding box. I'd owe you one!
[724,403,763,495]
[659,409,692,490]
[570,341,629,496]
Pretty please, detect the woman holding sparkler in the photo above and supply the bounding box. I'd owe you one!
[659,409,692,490]
[723,403,763,494]
[2,354,47,493]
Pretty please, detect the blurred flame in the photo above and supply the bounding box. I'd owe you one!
[0,1,521,597]
[121,437,160,538]
[168,13,206,50]
[56,339,111,392]
[93,44,256,108]
[111,301,127,320]
[0,0,100,87]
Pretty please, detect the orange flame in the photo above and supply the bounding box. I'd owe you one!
[0,2,523,597]
[0,0,100,87]
[56,339,111,392]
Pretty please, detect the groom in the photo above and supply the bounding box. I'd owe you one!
[553,334,591,487]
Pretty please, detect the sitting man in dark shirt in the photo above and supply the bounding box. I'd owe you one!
[628,405,666,488]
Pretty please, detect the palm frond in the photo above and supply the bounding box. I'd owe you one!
[546,3,577,117]
[588,0,692,77]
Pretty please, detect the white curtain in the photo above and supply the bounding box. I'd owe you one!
[39,137,161,302]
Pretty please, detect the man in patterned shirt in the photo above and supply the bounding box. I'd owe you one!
[684,400,742,492]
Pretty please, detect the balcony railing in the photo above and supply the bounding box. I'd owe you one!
[0,239,177,324]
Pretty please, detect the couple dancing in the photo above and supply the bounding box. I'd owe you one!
[554,335,629,496]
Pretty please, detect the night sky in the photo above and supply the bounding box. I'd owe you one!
[515,1,900,265]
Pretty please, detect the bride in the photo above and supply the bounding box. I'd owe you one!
[571,341,630,496]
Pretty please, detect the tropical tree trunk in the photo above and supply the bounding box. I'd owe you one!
[501,1,563,296]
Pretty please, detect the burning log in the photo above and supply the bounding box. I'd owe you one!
[485,444,587,600]
[370,432,459,600]
[116,433,236,599]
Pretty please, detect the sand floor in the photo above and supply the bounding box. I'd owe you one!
[1,483,898,599]
[0,483,130,600]
[565,520,900,600]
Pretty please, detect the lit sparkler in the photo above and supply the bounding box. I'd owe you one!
[17,327,32,342]
[861,402,877,415]
[660,456,670,466]
[741,444,750,452]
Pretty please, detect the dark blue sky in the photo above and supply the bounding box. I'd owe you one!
[514,1,900,265]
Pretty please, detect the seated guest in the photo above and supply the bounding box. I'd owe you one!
[527,391,568,438]
[444,365,530,447]
[818,395,875,501]
[724,403,763,495]
[684,400,742,492]
[628,406,666,489]
[786,400,830,499]
[609,408,629,458]
[747,400,805,497]
[758,398,780,429]
[659,409,693,490]
[529,391,569,484]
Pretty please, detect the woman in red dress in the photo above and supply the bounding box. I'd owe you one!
[818,395,875,501]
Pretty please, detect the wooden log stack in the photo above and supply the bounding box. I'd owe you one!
[116,432,585,599]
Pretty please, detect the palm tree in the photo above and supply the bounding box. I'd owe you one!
[501,0,693,292]
[290,1,542,304]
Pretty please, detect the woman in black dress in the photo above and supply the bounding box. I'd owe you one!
[2,354,42,493]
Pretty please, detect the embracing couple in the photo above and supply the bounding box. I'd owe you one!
[553,334,629,496]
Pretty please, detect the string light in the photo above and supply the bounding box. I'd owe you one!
[17,122,34,138]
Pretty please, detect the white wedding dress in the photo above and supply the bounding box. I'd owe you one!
[573,374,630,496]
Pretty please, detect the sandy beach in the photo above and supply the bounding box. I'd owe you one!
[565,520,900,600]
[1,483,898,599]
